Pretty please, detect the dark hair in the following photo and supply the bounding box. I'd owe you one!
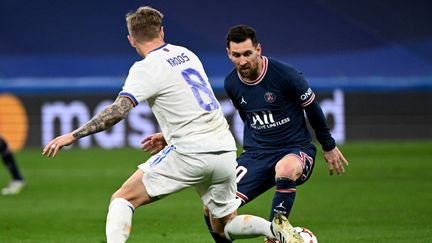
[226,24,259,48]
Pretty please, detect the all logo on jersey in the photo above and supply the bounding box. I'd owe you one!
[250,111,290,130]
[264,92,276,103]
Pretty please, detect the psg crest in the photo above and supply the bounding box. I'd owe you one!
[264,92,276,103]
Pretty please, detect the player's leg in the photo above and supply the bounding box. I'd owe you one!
[203,151,274,242]
[0,137,25,195]
[201,151,297,241]
[106,169,156,243]
[210,210,302,242]
[203,206,232,242]
[212,211,275,240]
[269,145,316,221]
[270,155,302,221]
[106,145,183,243]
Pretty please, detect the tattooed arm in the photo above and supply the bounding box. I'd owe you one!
[42,96,134,157]
[73,96,134,139]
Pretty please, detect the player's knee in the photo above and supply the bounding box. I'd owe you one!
[275,159,302,180]
[210,222,226,239]
[212,212,236,240]
[111,185,152,208]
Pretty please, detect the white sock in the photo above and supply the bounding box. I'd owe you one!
[106,198,135,243]
[224,215,274,240]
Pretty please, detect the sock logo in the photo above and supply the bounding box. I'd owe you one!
[276,201,286,209]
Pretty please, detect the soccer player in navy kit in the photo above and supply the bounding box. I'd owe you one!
[1,136,25,195]
[203,25,349,243]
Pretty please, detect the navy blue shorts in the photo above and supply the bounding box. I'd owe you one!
[235,144,317,205]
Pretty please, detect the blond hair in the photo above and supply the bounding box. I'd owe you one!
[126,6,163,42]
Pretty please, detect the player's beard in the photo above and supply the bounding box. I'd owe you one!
[239,65,259,81]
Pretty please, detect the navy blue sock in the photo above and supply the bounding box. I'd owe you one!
[0,139,24,181]
[269,177,296,221]
[3,153,24,181]
[203,213,232,243]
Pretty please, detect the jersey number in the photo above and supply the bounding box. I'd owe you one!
[181,68,219,112]
[236,165,248,183]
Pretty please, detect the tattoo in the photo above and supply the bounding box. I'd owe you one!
[72,96,134,139]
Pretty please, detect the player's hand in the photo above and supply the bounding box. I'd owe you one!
[42,133,77,157]
[323,146,349,176]
[141,132,167,155]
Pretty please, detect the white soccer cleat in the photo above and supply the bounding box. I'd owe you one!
[1,180,25,195]
[271,213,303,243]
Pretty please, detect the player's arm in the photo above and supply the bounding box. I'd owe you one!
[304,100,349,175]
[285,66,348,175]
[73,96,134,139]
[42,96,134,157]
[285,67,336,151]
[303,100,335,151]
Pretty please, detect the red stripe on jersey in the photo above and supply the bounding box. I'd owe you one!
[236,191,249,203]
[301,92,315,107]
[276,188,297,193]
[238,56,268,85]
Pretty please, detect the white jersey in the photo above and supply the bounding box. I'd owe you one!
[119,43,236,153]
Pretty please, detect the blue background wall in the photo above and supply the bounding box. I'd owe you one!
[1,0,432,92]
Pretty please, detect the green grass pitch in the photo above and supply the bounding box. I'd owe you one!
[1,141,431,242]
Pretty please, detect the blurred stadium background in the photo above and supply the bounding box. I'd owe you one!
[0,0,431,242]
[1,0,432,150]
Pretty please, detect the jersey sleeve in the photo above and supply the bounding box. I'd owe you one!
[119,62,157,106]
[304,100,336,151]
[284,67,315,107]
[284,66,335,151]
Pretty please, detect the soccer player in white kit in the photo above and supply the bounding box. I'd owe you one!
[42,6,300,243]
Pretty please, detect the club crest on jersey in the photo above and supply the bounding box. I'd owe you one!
[264,92,276,103]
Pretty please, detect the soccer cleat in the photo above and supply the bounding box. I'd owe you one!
[264,237,279,243]
[271,213,303,243]
[1,180,25,195]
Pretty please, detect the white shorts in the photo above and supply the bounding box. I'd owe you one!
[138,145,241,219]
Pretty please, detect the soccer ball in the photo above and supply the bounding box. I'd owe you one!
[293,227,318,243]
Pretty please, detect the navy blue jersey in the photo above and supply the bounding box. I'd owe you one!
[224,56,335,152]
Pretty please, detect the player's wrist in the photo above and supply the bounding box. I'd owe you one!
[322,143,336,152]
[72,131,82,140]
